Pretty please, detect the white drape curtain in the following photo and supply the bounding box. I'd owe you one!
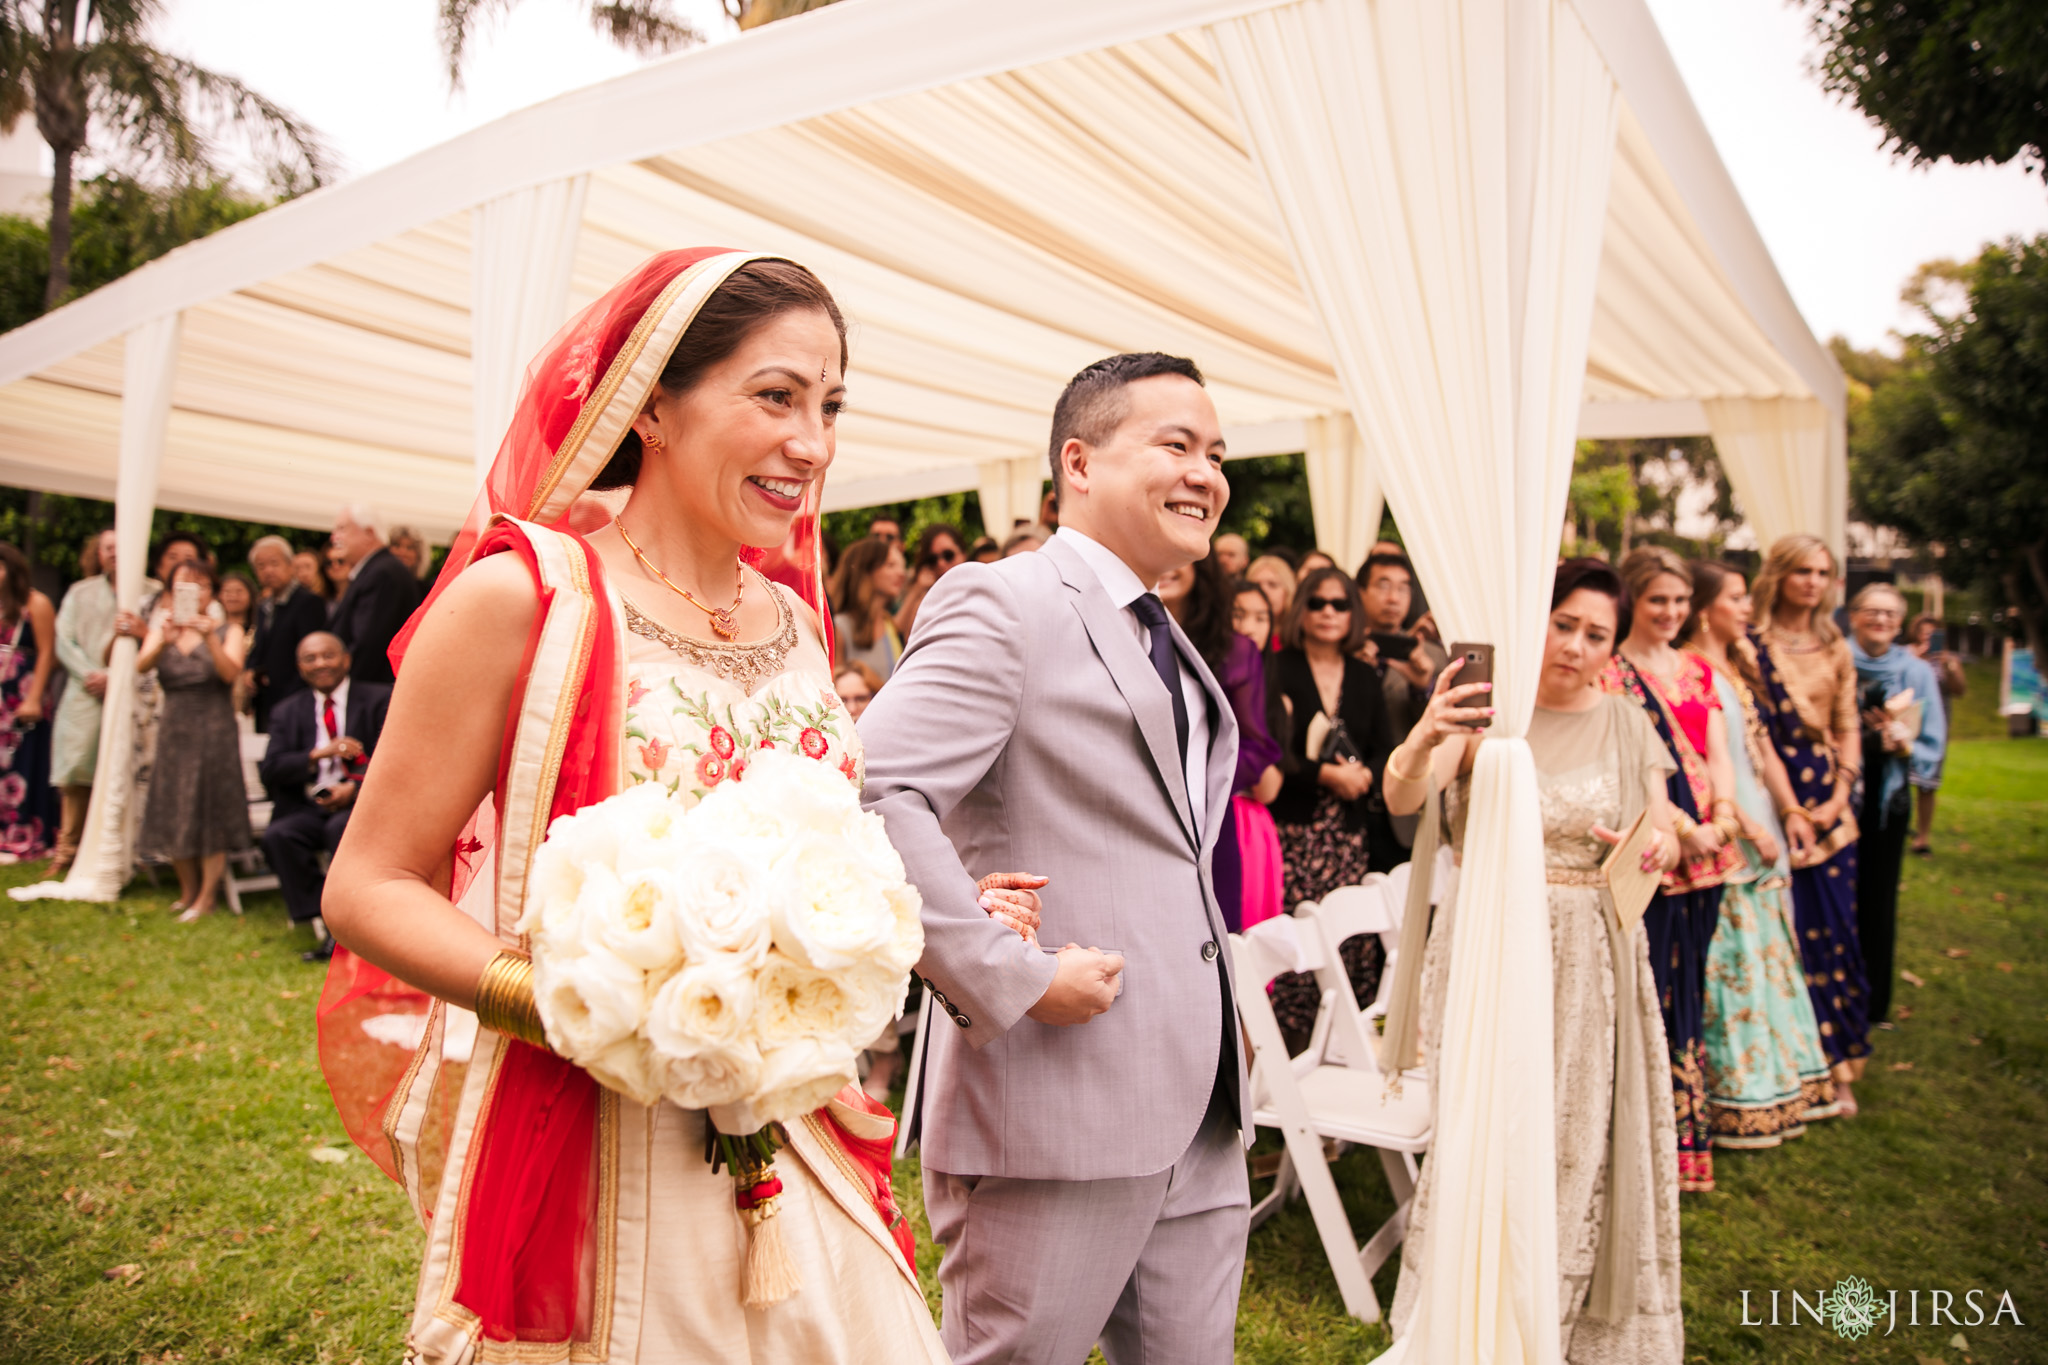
[976,456,1046,539]
[1213,1,1618,1359]
[1702,395,1844,562]
[11,314,182,906]
[1302,412,1383,573]
[471,176,590,482]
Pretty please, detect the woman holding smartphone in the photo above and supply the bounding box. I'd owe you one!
[136,560,250,921]
[1383,558,1683,1363]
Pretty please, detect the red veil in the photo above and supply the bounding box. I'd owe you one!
[315,248,840,1347]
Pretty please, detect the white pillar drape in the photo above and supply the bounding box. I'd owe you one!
[1302,411,1383,573]
[1702,396,1842,563]
[976,455,1046,538]
[471,176,589,482]
[1213,0,1618,1357]
[11,314,182,905]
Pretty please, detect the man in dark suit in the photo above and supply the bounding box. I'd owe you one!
[327,504,420,685]
[244,535,331,732]
[260,631,389,961]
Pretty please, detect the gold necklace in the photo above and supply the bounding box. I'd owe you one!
[615,521,746,640]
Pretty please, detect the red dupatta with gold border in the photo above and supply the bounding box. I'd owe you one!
[315,249,891,1356]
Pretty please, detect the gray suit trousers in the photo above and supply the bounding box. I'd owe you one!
[923,1101,1249,1365]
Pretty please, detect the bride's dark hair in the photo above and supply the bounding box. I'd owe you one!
[590,259,848,490]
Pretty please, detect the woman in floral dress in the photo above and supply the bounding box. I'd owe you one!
[0,543,58,861]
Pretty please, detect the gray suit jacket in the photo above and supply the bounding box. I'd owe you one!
[859,534,1251,1181]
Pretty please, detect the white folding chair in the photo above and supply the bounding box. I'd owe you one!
[1233,929,1432,1323]
[1301,882,1406,1075]
[892,989,931,1160]
[221,727,277,915]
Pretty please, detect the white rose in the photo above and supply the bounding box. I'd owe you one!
[878,881,925,976]
[766,832,896,972]
[837,960,911,1045]
[657,1037,764,1111]
[520,798,627,935]
[668,838,775,967]
[645,958,758,1055]
[533,946,647,1060]
[581,1034,665,1107]
[594,866,687,973]
[711,1037,858,1132]
[753,950,856,1046]
[841,806,907,883]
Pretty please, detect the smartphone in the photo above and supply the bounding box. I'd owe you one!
[1447,641,1494,727]
[1928,627,1946,654]
[1369,630,1418,662]
[172,581,200,623]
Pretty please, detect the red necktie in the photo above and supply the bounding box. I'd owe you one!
[322,696,338,745]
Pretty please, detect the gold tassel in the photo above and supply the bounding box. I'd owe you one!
[739,1169,802,1308]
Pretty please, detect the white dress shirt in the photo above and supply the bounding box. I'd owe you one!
[312,677,351,792]
[1054,527,1210,834]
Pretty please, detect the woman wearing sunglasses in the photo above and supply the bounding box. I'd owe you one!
[1262,565,1394,1045]
[890,522,967,640]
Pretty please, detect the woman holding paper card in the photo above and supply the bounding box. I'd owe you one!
[1752,534,1871,1116]
[1848,583,1945,1028]
[1683,562,1838,1146]
[1382,558,1684,1362]
[1601,546,1743,1193]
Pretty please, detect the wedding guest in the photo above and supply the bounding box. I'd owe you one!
[329,504,421,686]
[217,570,255,659]
[1295,548,1336,580]
[868,516,902,546]
[1000,523,1049,556]
[49,529,122,875]
[260,632,388,961]
[1753,533,1869,1114]
[321,549,349,612]
[1213,531,1251,579]
[1601,546,1741,1192]
[1266,565,1392,1042]
[1158,554,1282,932]
[243,536,330,732]
[1384,558,1684,1361]
[387,525,434,585]
[136,561,250,922]
[1357,550,1447,860]
[292,548,332,610]
[893,523,965,641]
[0,543,58,862]
[967,535,1000,564]
[1905,614,1964,856]
[1684,561,1838,1145]
[1245,553,1295,635]
[1229,578,1273,651]
[1848,584,1944,1030]
[832,534,906,679]
[833,658,882,722]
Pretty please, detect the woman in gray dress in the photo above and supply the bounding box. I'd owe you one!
[136,561,250,921]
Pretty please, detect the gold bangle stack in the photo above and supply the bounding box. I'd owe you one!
[475,950,549,1050]
[1672,812,1699,841]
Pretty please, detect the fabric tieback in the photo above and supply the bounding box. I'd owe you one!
[1130,592,1190,765]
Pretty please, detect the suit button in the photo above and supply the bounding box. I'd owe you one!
[954,1013,972,1029]
[1201,940,1220,962]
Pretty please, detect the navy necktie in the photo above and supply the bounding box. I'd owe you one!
[1129,592,1190,767]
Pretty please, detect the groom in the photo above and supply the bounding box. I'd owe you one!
[861,353,1250,1364]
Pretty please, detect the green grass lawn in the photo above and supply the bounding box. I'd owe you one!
[2,738,2042,1363]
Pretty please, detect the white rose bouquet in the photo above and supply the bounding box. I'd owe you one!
[519,749,923,1304]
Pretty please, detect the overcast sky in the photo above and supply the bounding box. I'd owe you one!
[159,0,2047,352]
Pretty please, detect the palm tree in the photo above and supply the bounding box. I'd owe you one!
[0,0,329,311]
[438,1,705,89]
[724,0,839,29]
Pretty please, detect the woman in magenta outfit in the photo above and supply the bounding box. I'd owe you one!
[1158,554,1282,931]
[1600,547,1741,1194]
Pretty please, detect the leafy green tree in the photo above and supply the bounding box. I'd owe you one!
[1566,437,1735,561]
[1849,237,2048,657]
[0,0,328,310]
[1803,0,2048,178]
[437,0,703,87]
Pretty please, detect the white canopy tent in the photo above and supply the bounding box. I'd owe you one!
[1,0,1844,1359]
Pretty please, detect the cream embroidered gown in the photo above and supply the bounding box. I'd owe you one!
[601,581,943,1363]
[1390,697,1684,1364]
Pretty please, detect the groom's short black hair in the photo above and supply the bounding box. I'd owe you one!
[1047,352,1205,495]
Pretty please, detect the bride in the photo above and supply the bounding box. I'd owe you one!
[321,249,1021,1363]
